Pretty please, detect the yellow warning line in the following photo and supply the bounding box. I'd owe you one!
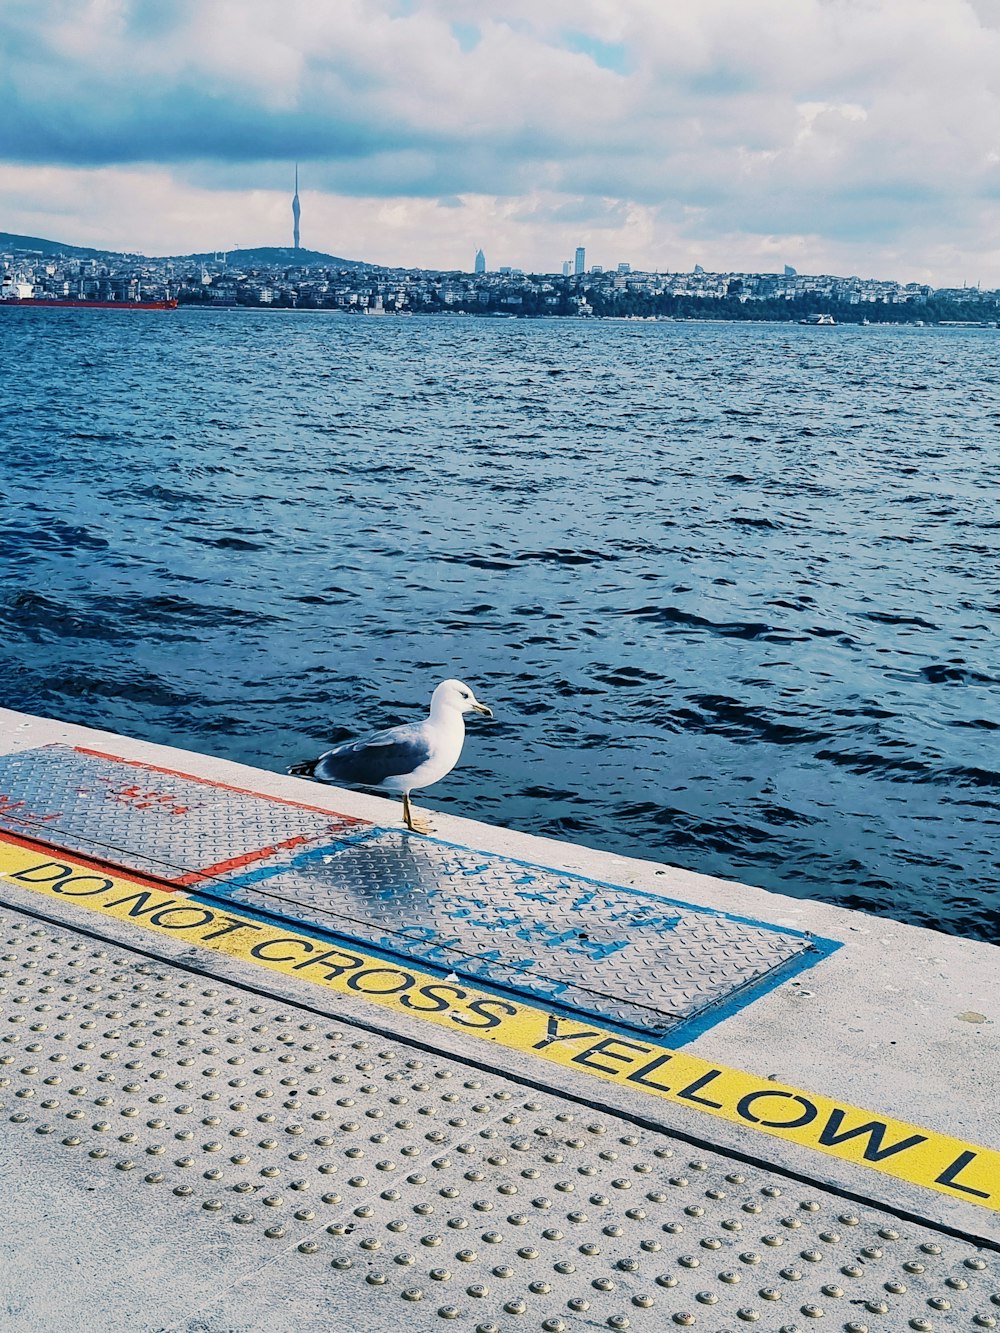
[1,836,997,1212]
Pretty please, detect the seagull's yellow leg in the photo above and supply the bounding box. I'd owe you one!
[402,792,433,835]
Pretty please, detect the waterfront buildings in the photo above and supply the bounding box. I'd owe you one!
[2,237,994,322]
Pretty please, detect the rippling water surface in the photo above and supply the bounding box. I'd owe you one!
[1,310,997,940]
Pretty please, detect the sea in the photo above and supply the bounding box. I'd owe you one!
[1,309,997,942]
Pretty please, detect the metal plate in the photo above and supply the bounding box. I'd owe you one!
[0,745,826,1038]
[0,745,363,883]
[0,904,994,1333]
[209,829,817,1035]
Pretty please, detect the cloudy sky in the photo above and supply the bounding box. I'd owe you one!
[3,0,1000,283]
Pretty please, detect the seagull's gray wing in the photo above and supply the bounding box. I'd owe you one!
[311,722,431,787]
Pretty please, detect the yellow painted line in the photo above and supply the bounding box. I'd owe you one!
[1,835,998,1212]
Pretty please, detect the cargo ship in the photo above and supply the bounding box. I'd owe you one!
[0,296,178,309]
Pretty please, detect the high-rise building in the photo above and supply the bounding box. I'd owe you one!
[474,248,486,275]
[784,264,797,277]
[574,246,586,275]
[617,262,631,274]
[562,260,571,277]
[292,164,301,251]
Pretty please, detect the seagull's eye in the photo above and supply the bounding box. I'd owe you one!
[461,691,470,699]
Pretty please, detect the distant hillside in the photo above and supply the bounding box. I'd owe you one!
[1,233,370,268]
[0,231,124,259]
[170,246,369,268]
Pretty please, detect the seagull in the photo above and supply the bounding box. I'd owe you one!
[288,679,493,834]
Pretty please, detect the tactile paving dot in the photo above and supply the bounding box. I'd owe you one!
[0,906,994,1331]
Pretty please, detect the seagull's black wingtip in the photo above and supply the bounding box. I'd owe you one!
[288,758,318,779]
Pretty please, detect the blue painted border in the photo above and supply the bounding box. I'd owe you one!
[666,934,840,1045]
[190,824,842,1046]
[217,823,823,945]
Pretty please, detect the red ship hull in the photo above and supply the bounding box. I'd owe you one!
[2,298,178,310]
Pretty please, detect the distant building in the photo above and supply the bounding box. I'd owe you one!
[693,264,705,274]
[591,265,603,274]
[617,262,631,274]
[574,247,585,276]
[474,248,486,275]
[498,265,512,275]
[784,264,797,277]
[562,260,571,277]
[292,165,301,250]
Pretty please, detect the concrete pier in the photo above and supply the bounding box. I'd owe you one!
[0,706,997,1331]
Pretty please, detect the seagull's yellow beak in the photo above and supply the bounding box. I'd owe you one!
[471,701,493,718]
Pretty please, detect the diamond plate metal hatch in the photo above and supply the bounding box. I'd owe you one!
[207,830,823,1036]
[0,744,363,883]
[0,745,833,1039]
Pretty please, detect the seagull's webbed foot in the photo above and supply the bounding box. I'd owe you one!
[402,793,434,836]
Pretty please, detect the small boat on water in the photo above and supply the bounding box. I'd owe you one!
[799,313,836,325]
[0,297,178,310]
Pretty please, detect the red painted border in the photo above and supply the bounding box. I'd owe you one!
[0,747,370,898]
[173,834,319,887]
[0,825,184,893]
[72,746,370,823]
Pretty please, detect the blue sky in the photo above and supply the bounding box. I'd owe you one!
[2,0,1000,283]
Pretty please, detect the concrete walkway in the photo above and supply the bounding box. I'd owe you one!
[0,706,997,1330]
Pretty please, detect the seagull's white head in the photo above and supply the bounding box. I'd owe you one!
[430,679,493,719]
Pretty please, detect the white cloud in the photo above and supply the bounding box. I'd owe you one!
[2,0,1000,282]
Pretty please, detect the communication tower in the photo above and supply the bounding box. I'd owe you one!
[292,165,301,250]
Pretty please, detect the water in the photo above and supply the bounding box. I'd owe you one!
[1,309,997,941]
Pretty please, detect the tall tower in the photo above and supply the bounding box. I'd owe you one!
[474,248,486,275]
[574,246,585,275]
[292,164,301,251]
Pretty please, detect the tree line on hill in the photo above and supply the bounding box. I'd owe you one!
[178,284,1000,323]
[584,291,999,324]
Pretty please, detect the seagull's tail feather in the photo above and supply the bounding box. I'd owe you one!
[288,758,318,779]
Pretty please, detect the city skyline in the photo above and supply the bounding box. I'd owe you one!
[9,230,994,309]
[8,224,974,292]
[4,2,1000,286]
